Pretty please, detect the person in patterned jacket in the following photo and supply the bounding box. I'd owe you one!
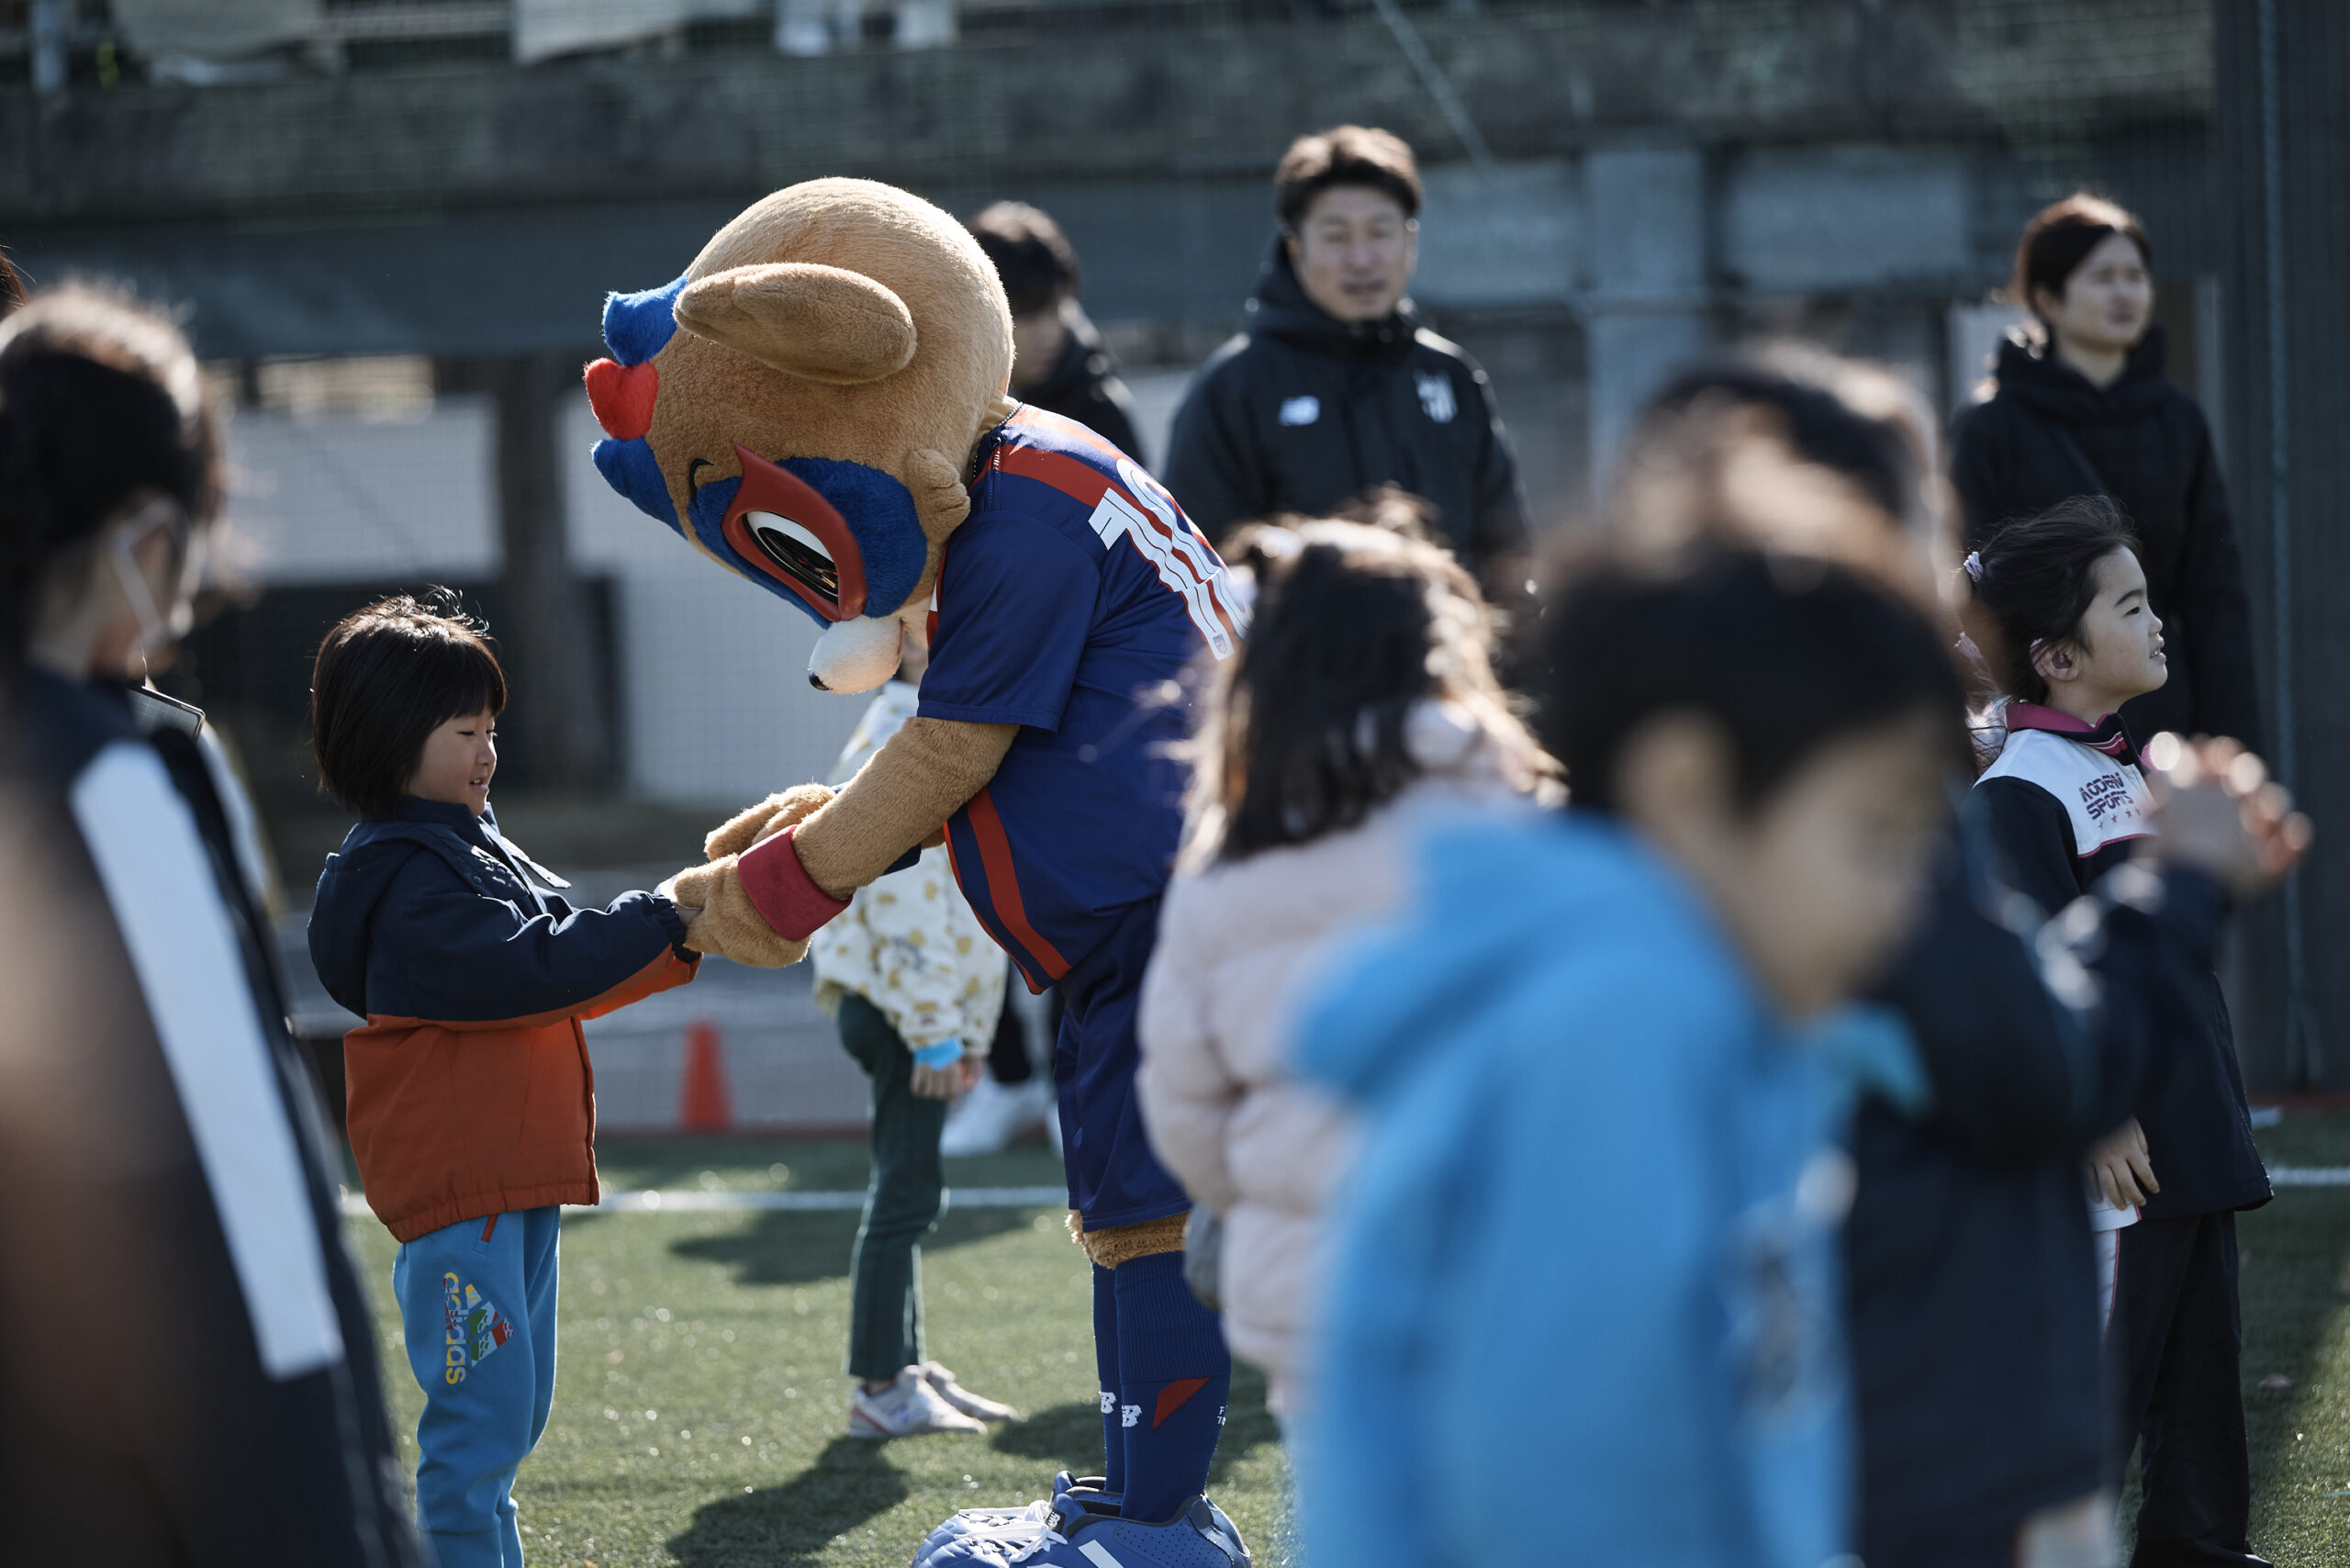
[809,639,1022,1440]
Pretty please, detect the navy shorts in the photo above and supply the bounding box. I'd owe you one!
[1053,894,1190,1230]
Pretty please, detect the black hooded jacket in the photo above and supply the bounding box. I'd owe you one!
[1163,241,1528,584]
[1849,803,2237,1565]
[1017,305,1144,465]
[1951,330,2263,749]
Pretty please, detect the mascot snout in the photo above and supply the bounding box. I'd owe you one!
[808,614,906,693]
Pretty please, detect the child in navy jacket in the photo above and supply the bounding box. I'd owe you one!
[307,595,704,1568]
[1964,498,2288,1568]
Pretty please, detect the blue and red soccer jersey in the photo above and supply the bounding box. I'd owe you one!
[920,406,1246,992]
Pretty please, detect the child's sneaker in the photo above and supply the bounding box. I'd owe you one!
[847,1366,988,1439]
[922,1362,1022,1423]
[939,1074,1056,1156]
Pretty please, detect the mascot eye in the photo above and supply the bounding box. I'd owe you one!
[747,512,840,602]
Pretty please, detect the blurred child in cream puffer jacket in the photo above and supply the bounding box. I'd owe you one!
[1136,519,1545,1417]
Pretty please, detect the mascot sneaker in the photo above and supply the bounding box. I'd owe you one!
[914,1485,1244,1568]
[913,1474,1121,1565]
[849,1366,988,1439]
[921,1362,1022,1423]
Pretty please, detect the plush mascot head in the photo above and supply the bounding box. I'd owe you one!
[585,178,1015,692]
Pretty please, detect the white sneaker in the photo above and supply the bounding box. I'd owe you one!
[922,1361,1022,1422]
[848,1366,988,1439]
[939,1074,1055,1157]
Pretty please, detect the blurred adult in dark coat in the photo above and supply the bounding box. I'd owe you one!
[1952,195,2262,748]
[969,201,1144,465]
[1164,126,1528,605]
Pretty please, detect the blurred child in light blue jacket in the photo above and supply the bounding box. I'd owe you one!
[1294,549,1964,1568]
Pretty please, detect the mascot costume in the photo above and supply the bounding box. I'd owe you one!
[584,179,1250,1567]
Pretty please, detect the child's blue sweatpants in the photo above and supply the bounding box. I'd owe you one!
[393,1205,561,1568]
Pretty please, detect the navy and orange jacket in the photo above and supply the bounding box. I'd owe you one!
[308,798,697,1241]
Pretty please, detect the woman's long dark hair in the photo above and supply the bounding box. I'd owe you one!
[1958,495,2141,706]
[0,284,220,669]
[1191,519,1540,864]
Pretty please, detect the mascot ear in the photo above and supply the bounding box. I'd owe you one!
[675,263,918,385]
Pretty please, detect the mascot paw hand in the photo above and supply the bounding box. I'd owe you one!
[668,858,811,969]
[703,783,835,860]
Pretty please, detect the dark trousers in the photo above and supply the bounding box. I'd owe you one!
[2113,1211,2267,1567]
[835,993,949,1382]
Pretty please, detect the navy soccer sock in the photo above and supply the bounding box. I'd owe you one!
[1113,1249,1231,1524]
[1091,1263,1125,1496]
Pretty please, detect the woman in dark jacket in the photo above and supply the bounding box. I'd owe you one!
[1952,194,2262,748]
[0,285,421,1565]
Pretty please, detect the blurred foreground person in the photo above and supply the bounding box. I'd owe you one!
[969,201,1143,463]
[0,286,420,1562]
[1136,520,1543,1421]
[1617,352,2303,1568]
[1298,546,1963,1568]
[1165,126,1528,602]
[1953,195,2259,746]
[1964,501,2299,1568]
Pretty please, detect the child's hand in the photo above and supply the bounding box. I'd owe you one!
[665,858,811,969]
[2142,734,2313,901]
[909,1038,968,1100]
[2087,1117,2158,1209]
[703,784,835,860]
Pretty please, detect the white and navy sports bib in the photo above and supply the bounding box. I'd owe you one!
[1978,722,2154,858]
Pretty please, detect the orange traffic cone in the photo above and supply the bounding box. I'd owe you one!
[679,1019,733,1133]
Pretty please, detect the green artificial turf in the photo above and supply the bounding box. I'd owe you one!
[2232,1112,2350,1563]
[346,1138,1292,1567]
[346,1117,2350,1566]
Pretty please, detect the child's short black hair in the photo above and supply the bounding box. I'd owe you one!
[1538,547,1964,812]
[1960,496,2141,705]
[311,590,507,819]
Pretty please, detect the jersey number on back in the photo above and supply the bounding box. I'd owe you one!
[1087,459,1247,659]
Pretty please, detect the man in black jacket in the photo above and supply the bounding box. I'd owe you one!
[969,202,1144,465]
[1953,195,2262,749]
[1164,125,1528,601]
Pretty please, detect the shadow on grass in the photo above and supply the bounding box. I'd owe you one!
[989,1363,1281,1486]
[666,1436,909,1567]
[669,1205,1045,1286]
[989,1397,1104,1473]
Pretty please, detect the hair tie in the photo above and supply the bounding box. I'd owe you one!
[1962,550,1985,585]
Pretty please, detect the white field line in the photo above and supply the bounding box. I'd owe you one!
[337,1185,1067,1219]
[337,1170,2350,1222]
[2269,1167,2350,1187]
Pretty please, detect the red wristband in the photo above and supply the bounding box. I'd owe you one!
[734,824,852,941]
